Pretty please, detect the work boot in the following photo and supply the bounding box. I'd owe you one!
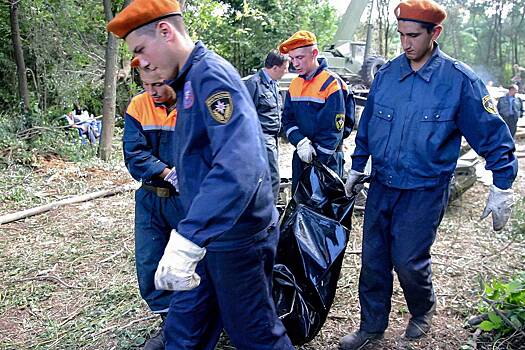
[143,328,165,350]
[339,330,384,350]
[405,305,436,340]
[143,314,166,350]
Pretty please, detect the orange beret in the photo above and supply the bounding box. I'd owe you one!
[279,31,317,54]
[107,0,182,39]
[394,0,447,25]
[130,57,140,68]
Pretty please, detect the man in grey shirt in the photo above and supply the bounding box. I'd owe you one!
[245,50,290,201]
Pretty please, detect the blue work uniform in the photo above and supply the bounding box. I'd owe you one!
[245,68,282,202]
[496,93,523,137]
[282,59,346,190]
[123,92,184,314]
[351,44,517,333]
[164,41,294,350]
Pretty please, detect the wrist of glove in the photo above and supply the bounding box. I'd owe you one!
[154,229,206,291]
[481,185,514,231]
[164,168,179,191]
[296,138,316,163]
[344,169,365,197]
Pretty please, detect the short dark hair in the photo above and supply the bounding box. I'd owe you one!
[399,19,436,33]
[264,50,289,69]
[134,14,187,37]
[419,21,437,33]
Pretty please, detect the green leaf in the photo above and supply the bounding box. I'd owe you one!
[510,315,522,328]
[487,311,503,327]
[479,320,496,331]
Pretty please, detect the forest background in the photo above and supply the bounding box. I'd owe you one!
[1,0,525,163]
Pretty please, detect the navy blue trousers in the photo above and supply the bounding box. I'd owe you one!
[291,150,344,192]
[163,220,294,350]
[359,179,449,333]
[134,188,184,313]
[263,133,280,203]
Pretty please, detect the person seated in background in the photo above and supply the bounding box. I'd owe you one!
[65,106,100,144]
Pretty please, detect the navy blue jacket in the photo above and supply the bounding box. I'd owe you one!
[123,92,177,188]
[352,45,517,190]
[282,59,346,163]
[169,42,274,251]
[497,94,523,120]
[244,69,282,136]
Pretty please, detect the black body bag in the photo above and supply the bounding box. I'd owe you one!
[272,160,358,345]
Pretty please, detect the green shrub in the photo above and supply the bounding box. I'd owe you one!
[0,111,98,167]
[510,197,525,241]
[477,273,525,337]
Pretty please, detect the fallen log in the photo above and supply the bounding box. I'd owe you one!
[0,183,138,225]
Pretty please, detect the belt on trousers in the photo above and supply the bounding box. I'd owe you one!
[141,184,173,198]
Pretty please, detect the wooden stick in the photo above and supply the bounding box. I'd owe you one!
[0,183,138,225]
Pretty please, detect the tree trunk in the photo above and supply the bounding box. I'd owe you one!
[9,0,30,112]
[99,0,119,161]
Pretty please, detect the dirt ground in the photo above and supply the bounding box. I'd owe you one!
[0,134,524,350]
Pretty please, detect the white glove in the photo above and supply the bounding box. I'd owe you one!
[164,168,179,191]
[296,138,316,163]
[344,170,365,197]
[154,229,206,291]
[480,185,514,231]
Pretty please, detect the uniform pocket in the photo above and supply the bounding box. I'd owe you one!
[135,188,154,228]
[367,104,394,159]
[410,107,459,176]
[260,92,277,109]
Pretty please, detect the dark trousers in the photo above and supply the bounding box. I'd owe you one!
[291,150,344,192]
[501,114,518,137]
[163,220,294,350]
[134,188,184,313]
[263,133,280,203]
[359,179,449,333]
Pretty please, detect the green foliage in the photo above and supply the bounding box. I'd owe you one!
[0,111,97,169]
[184,0,338,76]
[437,0,525,84]
[510,197,525,241]
[477,273,525,336]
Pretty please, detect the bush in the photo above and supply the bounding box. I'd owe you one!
[470,273,525,349]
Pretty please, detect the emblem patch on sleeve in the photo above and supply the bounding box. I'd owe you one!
[206,91,233,123]
[482,95,497,115]
[335,113,345,131]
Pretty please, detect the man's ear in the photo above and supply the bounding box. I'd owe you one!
[157,21,175,41]
[432,25,443,41]
[312,47,319,58]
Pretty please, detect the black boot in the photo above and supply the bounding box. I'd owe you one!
[143,314,166,350]
[405,305,436,339]
[339,330,383,350]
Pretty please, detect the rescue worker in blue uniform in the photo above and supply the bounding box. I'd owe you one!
[496,84,523,137]
[340,1,518,349]
[108,1,294,349]
[279,31,348,191]
[123,60,184,350]
[245,50,289,202]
